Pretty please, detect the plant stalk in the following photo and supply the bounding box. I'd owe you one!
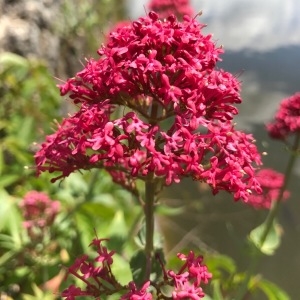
[144,179,155,280]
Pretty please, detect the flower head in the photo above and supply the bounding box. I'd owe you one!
[19,191,60,237]
[167,250,212,299]
[62,237,120,299]
[267,92,300,140]
[35,12,261,201]
[172,281,205,300]
[247,168,290,209]
[121,281,152,300]
[148,0,195,19]
[61,285,89,300]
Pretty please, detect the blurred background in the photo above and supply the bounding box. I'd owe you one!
[1,0,300,299]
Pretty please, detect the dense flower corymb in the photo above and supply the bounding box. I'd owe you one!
[247,168,290,209]
[267,92,300,140]
[35,12,261,201]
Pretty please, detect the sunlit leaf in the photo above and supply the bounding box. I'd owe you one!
[111,253,132,285]
[0,190,22,242]
[108,211,128,237]
[0,250,18,266]
[0,52,28,68]
[249,219,282,255]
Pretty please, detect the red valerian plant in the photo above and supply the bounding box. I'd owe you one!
[247,168,290,209]
[267,92,300,140]
[61,237,212,299]
[148,0,194,19]
[35,10,263,299]
[35,12,261,202]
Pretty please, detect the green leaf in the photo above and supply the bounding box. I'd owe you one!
[108,211,128,237]
[129,248,165,287]
[81,202,115,220]
[212,280,225,300]
[0,250,18,266]
[130,250,147,286]
[256,278,290,300]
[151,248,165,282]
[249,219,282,255]
[22,283,56,300]
[0,190,22,242]
[110,253,132,285]
[0,52,28,68]
[17,116,34,145]
[205,254,236,277]
[0,174,20,188]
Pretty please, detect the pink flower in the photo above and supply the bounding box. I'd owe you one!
[267,92,300,140]
[167,251,212,299]
[172,281,205,299]
[148,0,195,19]
[19,191,60,237]
[35,12,261,201]
[177,251,212,286]
[61,285,89,300]
[247,168,290,209]
[121,281,152,300]
[62,238,120,299]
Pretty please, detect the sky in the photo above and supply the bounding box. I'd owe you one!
[126,0,300,52]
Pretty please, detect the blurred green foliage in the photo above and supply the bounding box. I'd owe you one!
[0,52,61,193]
[0,50,142,298]
[0,1,135,298]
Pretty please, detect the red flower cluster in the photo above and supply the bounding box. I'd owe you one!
[247,169,290,209]
[62,238,119,299]
[62,237,211,299]
[148,0,194,19]
[35,12,261,201]
[168,251,212,299]
[19,191,60,238]
[267,92,300,140]
[121,281,152,300]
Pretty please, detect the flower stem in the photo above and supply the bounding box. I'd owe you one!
[234,132,300,300]
[259,133,300,247]
[144,179,155,280]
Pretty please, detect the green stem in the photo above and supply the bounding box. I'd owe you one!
[258,133,300,247]
[144,179,156,280]
[235,132,300,300]
[143,97,158,280]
